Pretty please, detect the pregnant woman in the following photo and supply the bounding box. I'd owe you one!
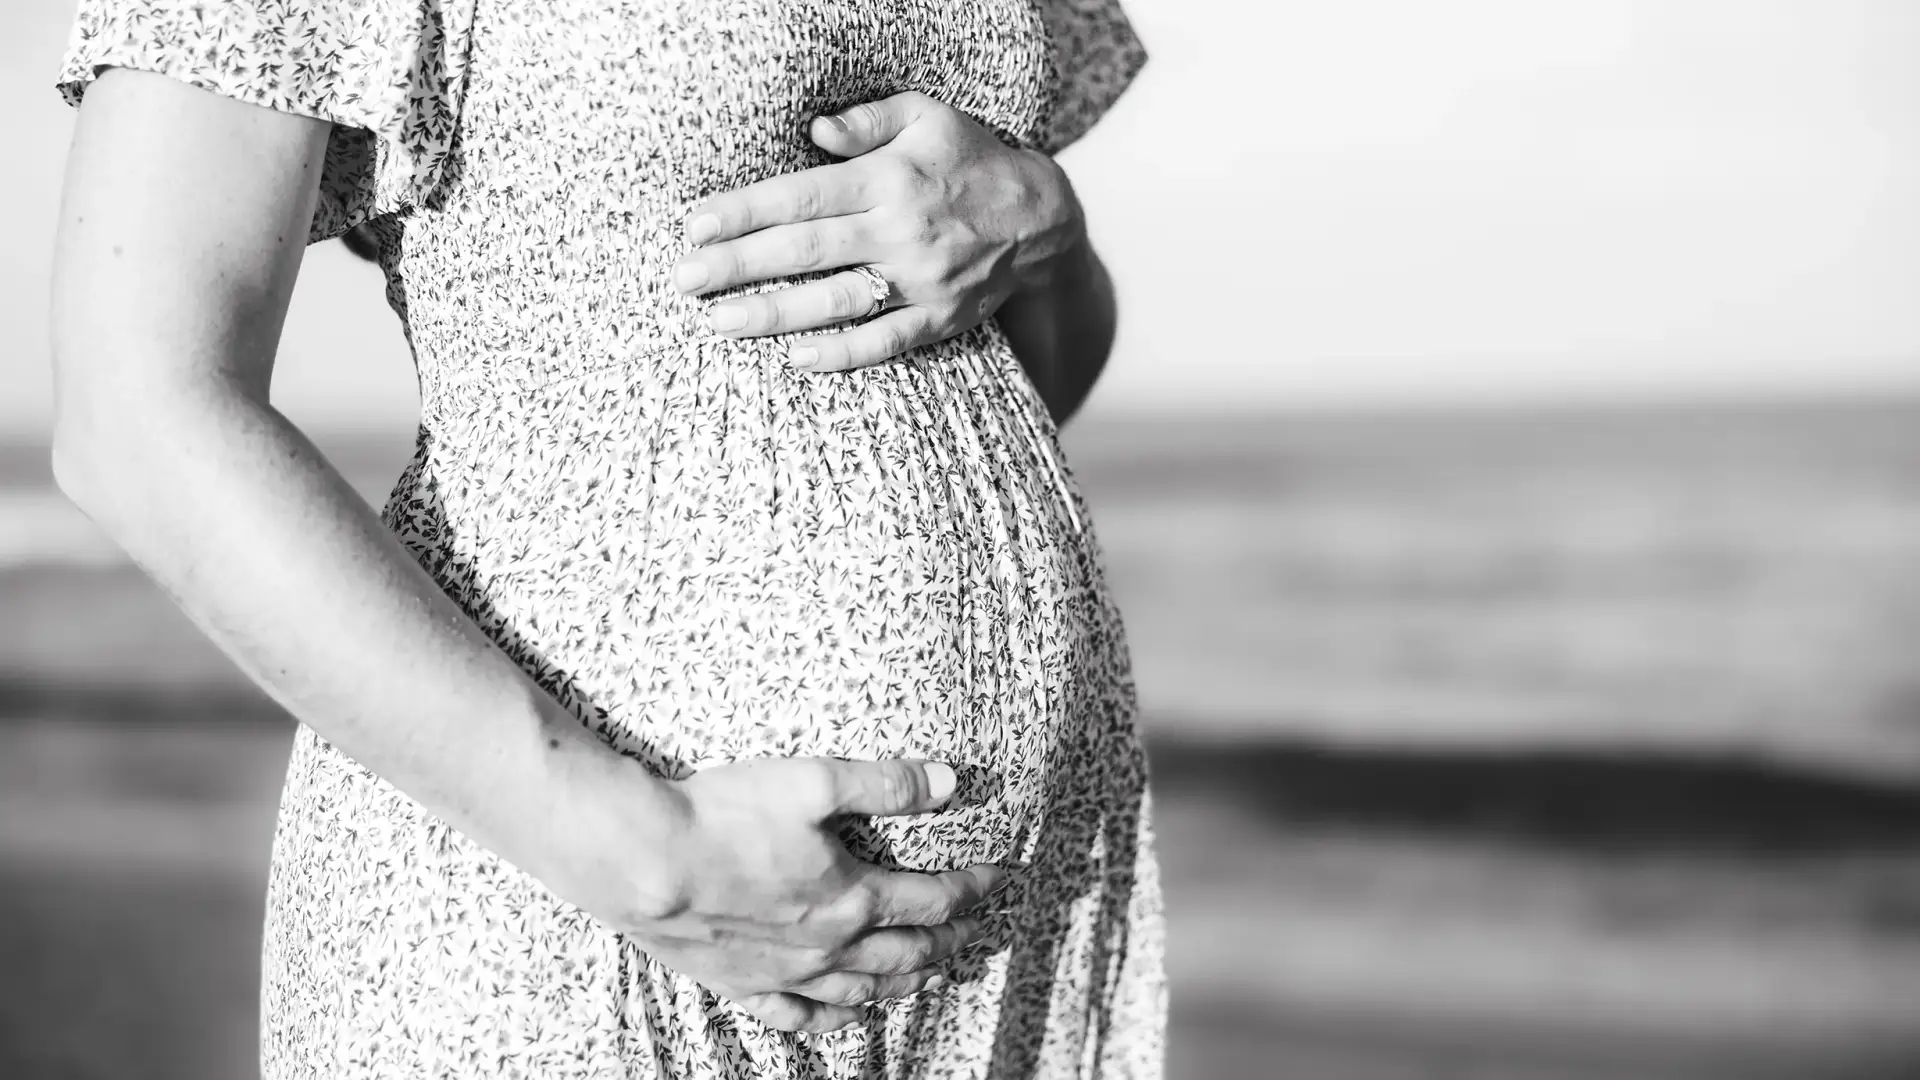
[49,0,1163,1076]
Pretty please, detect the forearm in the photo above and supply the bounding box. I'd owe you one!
[997,237,1117,428]
[50,380,670,877]
[993,148,1117,428]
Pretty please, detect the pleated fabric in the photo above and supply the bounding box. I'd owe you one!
[57,0,1162,1076]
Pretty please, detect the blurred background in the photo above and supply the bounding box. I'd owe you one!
[4,0,1920,1077]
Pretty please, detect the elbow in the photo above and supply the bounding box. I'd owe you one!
[48,359,166,518]
[48,302,131,511]
[49,398,125,518]
[50,356,248,523]
[49,333,258,522]
[50,394,182,537]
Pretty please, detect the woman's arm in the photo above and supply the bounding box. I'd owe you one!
[50,68,997,1034]
[989,183,1118,427]
[50,67,643,874]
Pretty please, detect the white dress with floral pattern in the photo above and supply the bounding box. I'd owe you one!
[57,1,1164,1076]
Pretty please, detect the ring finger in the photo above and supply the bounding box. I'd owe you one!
[706,266,904,338]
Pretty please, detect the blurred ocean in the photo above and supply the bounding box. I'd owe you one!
[4,397,1920,1079]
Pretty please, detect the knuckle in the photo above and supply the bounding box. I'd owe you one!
[890,885,945,929]
[885,931,935,974]
[898,927,942,970]
[852,101,888,134]
[870,323,907,361]
[890,760,921,803]
[936,910,983,953]
[881,763,918,807]
[834,882,883,931]
[795,942,840,981]
[921,305,960,341]
[747,299,784,335]
[879,160,921,200]
[923,880,964,925]
[847,928,917,974]
[828,976,875,1007]
[787,229,823,270]
[892,971,934,998]
[898,211,940,247]
[832,279,866,319]
[901,160,936,195]
[857,936,913,975]
[788,178,823,221]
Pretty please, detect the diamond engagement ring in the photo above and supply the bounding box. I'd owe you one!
[850,264,892,320]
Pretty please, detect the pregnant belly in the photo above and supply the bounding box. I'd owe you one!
[386,326,1109,870]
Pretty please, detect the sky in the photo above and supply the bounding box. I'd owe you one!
[2,0,1916,437]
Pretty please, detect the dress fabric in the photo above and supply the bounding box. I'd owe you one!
[57,1,1162,1077]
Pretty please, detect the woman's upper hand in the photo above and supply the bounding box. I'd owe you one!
[540,750,1006,1034]
[673,91,1089,372]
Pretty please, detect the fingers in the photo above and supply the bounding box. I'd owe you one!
[706,268,900,338]
[682,93,938,250]
[859,863,1006,928]
[684,161,876,248]
[834,913,991,975]
[790,967,948,1009]
[809,92,936,158]
[721,912,992,1033]
[675,217,868,297]
[789,308,939,373]
[812,757,959,817]
[741,992,864,1035]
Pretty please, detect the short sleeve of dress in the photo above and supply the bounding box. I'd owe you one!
[54,0,477,244]
[1035,0,1148,156]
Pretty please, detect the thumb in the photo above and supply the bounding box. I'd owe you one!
[813,757,958,817]
[810,93,928,157]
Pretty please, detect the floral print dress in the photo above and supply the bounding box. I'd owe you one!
[56,0,1162,1076]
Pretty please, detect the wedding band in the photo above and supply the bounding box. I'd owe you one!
[850,264,892,320]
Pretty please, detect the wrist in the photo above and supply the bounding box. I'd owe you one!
[1011,148,1090,293]
[528,700,696,920]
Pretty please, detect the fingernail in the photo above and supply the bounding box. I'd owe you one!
[674,262,709,293]
[708,305,745,333]
[822,114,848,134]
[924,762,956,802]
[687,213,720,246]
[923,974,948,992]
[789,346,820,369]
[988,873,1013,895]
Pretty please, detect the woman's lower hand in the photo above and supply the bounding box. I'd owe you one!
[541,750,1005,1034]
[673,91,1088,372]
